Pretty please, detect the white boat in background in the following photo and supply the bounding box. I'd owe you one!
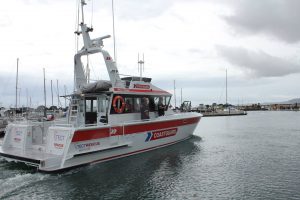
[0,107,8,137]
[0,0,201,172]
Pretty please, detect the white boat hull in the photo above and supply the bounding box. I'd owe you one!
[0,113,201,172]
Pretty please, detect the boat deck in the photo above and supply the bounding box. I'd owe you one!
[0,146,61,165]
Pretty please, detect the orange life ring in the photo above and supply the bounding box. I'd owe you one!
[113,95,125,113]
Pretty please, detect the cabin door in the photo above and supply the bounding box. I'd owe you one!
[85,97,97,125]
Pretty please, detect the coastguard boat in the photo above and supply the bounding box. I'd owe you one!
[0,1,202,172]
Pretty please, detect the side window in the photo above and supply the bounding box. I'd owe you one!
[165,96,171,110]
[154,97,159,111]
[154,96,171,111]
[124,97,134,113]
[92,99,97,112]
[149,96,155,112]
[133,98,140,112]
[98,97,108,113]
[86,99,92,112]
[85,98,97,112]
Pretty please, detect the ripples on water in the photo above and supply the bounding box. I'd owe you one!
[1,111,300,199]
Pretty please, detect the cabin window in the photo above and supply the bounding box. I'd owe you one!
[154,96,170,111]
[165,96,171,110]
[98,97,108,113]
[98,95,109,123]
[86,98,97,112]
[148,96,155,111]
[133,98,141,112]
[110,95,170,114]
[124,97,134,113]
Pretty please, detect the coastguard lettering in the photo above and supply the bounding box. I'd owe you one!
[146,128,178,141]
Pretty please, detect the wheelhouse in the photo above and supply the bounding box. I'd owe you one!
[68,91,172,127]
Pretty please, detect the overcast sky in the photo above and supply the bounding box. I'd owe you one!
[0,0,300,108]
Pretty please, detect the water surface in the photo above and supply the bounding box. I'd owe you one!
[1,111,300,199]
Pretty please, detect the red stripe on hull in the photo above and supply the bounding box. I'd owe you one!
[72,128,110,142]
[72,116,200,142]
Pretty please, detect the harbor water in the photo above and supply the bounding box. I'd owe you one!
[1,111,300,199]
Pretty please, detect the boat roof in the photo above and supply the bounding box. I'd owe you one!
[73,78,171,97]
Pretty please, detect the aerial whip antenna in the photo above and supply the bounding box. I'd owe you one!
[112,0,117,62]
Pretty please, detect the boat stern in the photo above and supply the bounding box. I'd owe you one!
[0,123,75,171]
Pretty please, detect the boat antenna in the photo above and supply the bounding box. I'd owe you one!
[81,0,86,23]
[112,0,117,62]
[90,0,94,28]
[86,55,90,83]
[138,53,145,81]
[64,85,67,108]
[75,0,80,53]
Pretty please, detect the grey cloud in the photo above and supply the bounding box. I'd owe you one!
[85,0,176,20]
[223,0,300,43]
[216,45,300,78]
[115,0,175,20]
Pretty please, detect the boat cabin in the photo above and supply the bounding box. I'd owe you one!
[69,78,172,127]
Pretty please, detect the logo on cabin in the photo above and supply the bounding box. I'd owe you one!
[145,128,177,142]
[54,143,64,149]
[53,133,65,149]
[54,133,65,142]
[13,130,23,143]
[133,84,150,89]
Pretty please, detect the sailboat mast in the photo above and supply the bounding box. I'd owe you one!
[15,58,19,111]
[57,80,60,108]
[226,68,228,106]
[180,88,182,106]
[43,68,47,117]
[174,80,176,108]
[51,80,54,106]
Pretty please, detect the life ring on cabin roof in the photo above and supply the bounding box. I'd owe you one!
[113,95,126,113]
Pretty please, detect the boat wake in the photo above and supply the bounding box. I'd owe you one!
[0,171,48,199]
